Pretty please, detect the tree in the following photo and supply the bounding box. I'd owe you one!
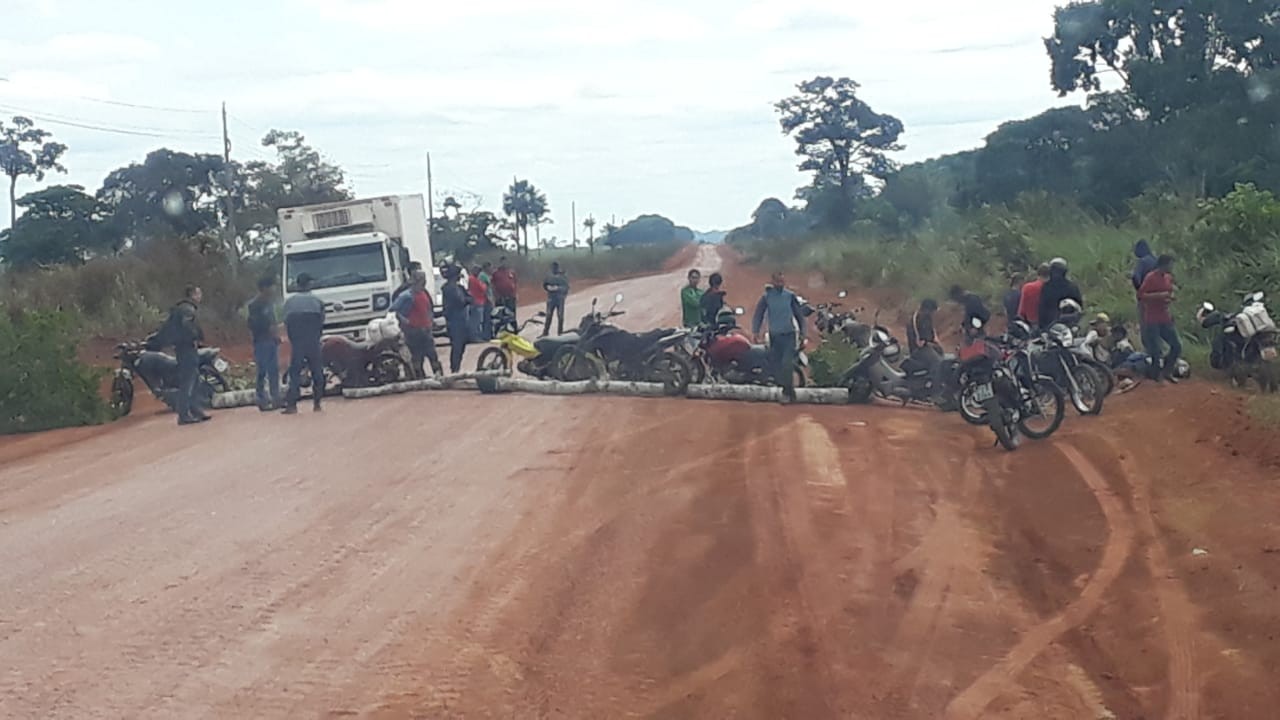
[604,214,694,247]
[0,116,68,228]
[776,77,905,228]
[502,179,548,255]
[751,198,789,240]
[97,149,226,250]
[0,185,119,268]
[582,215,597,254]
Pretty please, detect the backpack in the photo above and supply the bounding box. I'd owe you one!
[146,305,185,350]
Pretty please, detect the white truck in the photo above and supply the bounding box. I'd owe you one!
[279,194,443,341]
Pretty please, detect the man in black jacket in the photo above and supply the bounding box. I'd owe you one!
[282,273,327,414]
[168,285,209,426]
[247,276,282,411]
[1038,257,1084,329]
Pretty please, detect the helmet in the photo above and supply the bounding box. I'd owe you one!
[1059,298,1082,316]
[1049,257,1068,272]
[715,307,737,329]
[1173,358,1191,379]
[1008,319,1033,341]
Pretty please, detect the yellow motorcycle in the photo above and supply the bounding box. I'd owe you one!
[476,310,568,379]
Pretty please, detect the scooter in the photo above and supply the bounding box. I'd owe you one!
[110,341,229,417]
[696,307,809,388]
[841,323,956,407]
[1199,291,1279,392]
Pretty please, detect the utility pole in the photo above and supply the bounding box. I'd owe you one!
[426,152,434,226]
[221,101,239,255]
[571,201,577,251]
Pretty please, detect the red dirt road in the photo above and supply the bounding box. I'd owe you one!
[3,245,1280,719]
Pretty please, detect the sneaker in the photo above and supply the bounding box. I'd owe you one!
[313,404,323,413]
[178,416,202,426]
[281,405,299,415]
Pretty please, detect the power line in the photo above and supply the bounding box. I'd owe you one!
[74,95,211,114]
[0,102,220,139]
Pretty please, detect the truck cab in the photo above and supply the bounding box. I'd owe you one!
[279,195,441,341]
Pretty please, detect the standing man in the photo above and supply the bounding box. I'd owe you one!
[490,256,518,321]
[392,261,423,303]
[1002,273,1023,324]
[682,269,704,327]
[282,273,327,414]
[442,266,471,373]
[467,265,489,342]
[1018,263,1050,327]
[479,261,495,340]
[541,261,570,337]
[701,272,728,325]
[1138,254,1183,383]
[1038,258,1083,329]
[1132,239,1158,346]
[392,270,442,378]
[751,271,807,404]
[168,285,209,426]
[949,285,992,330]
[247,276,282,412]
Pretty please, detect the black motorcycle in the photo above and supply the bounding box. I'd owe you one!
[955,318,1065,451]
[1027,322,1106,416]
[560,293,694,396]
[110,342,230,417]
[842,322,957,408]
[1199,292,1279,392]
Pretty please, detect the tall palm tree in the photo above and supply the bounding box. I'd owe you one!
[502,178,548,255]
[582,216,596,255]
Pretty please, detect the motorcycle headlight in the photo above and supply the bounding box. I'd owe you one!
[372,292,391,311]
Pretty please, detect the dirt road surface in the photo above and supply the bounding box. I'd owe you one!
[3,245,1280,719]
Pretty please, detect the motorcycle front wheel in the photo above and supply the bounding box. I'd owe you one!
[1018,379,1066,439]
[110,375,134,418]
[477,347,510,374]
[555,347,604,382]
[646,352,693,396]
[373,353,412,385]
[689,355,707,385]
[958,384,989,425]
[983,397,1021,451]
[197,366,229,409]
[1067,364,1105,416]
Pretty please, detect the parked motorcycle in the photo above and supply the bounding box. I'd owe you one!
[476,311,559,378]
[560,293,694,395]
[1028,322,1106,415]
[317,334,412,392]
[841,323,956,408]
[690,307,809,388]
[1199,291,1279,392]
[110,342,230,417]
[955,318,1066,451]
[814,291,852,335]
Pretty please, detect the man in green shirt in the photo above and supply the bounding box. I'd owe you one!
[479,261,494,340]
[681,269,704,327]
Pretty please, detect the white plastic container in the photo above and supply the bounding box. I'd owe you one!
[1235,303,1277,339]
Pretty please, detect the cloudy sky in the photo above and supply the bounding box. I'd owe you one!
[1,0,1078,239]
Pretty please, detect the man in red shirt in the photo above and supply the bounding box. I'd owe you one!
[391,270,442,378]
[467,264,489,341]
[489,256,518,320]
[1138,254,1182,383]
[1017,262,1050,326]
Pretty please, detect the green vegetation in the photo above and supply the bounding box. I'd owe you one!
[1,309,108,434]
[475,243,684,286]
[733,0,1280,371]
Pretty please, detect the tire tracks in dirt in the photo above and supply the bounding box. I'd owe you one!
[945,443,1137,720]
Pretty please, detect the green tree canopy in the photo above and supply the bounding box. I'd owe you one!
[0,185,120,269]
[0,116,67,228]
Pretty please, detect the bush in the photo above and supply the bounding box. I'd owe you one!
[0,309,109,434]
[809,339,860,387]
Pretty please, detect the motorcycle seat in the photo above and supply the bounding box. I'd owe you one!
[534,332,580,353]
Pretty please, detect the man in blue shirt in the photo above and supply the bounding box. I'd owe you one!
[752,271,807,404]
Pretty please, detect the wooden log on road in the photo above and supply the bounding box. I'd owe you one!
[212,389,258,409]
[686,384,849,405]
[496,378,599,395]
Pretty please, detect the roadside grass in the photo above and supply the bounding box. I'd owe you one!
[474,244,687,284]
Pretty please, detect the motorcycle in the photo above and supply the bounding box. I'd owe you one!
[110,341,230,417]
[316,334,412,392]
[560,293,694,396]
[1199,291,1279,392]
[475,311,561,378]
[841,322,957,408]
[1028,322,1106,415]
[691,307,809,388]
[814,291,852,335]
[955,318,1066,451]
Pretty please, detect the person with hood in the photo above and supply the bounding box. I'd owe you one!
[167,285,209,425]
[1017,263,1050,326]
[751,271,807,404]
[441,265,472,373]
[1038,258,1083,329]
[541,261,571,337]
[700,272,728,325]
[681,269,704,327]
[282,273,327,414]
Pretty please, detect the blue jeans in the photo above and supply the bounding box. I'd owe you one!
[768,332,798,399]
[254,339,281,407]
[175,345,201,422]
[482,302,494,340]
[468,305,487,343]
[1140,322,1182,379]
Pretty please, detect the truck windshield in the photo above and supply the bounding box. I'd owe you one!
[285,243,387,291]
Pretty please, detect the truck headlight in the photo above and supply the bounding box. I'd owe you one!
[372,292,390,311]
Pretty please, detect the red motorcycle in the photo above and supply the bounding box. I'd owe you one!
[688,308,808,387]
